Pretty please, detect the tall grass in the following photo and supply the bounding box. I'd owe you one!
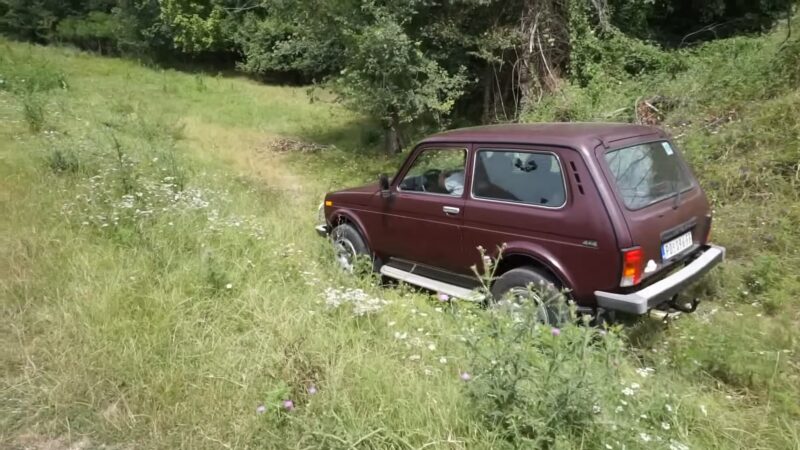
[1,31,799,450]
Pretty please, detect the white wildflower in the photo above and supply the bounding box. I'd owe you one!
[700,404,708,416]
[661,422,671,430]
[408,354,421,361]
[323,287,389,316]
[622,387,636,397]
[639,433,652,443]
[225,283,233,289]
[636,367,655,378]
[439,357,447,364]
[669,440,690,450]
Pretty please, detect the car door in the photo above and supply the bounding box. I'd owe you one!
[374,145,469,271]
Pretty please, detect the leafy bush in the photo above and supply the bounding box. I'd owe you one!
[464,305,623,446]
[0,60,68,95]
[21,93,46,132]
[55,11,119,53]
[46,146,82,174]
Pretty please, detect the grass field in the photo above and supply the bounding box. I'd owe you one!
[1,24,799,450]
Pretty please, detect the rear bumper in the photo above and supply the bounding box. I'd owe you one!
[595,245,725,315]
[315,224,330,237]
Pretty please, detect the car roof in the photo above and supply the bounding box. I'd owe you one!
[420,122,665,151]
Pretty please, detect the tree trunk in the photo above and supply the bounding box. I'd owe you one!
[383,110,402,155]
[516,0,569,118]
[482,64,494,124]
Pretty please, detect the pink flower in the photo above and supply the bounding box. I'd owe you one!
[282,400,294,411]
[307,385,317,395]
[256,404,266,415]
[437,293,450,302]
[460,371,472,382]
[551,327,561,337]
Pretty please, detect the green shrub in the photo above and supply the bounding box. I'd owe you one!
[0,60,68,95]
[46,146,81,174]
[54,11,118,53]
[464,307,623,446]
[21,93,46,132]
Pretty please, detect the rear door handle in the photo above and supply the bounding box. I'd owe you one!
[443,206,460,215]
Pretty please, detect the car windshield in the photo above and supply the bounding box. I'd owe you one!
[604,141,693,210]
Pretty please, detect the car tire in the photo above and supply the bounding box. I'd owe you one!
[490,267,568,325]
[330,223,371,273]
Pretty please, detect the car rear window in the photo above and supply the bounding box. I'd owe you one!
[472,150,566,207]
[604,141,693,210]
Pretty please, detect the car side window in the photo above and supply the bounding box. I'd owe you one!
[472,149,566,207]
[398,148,467,196]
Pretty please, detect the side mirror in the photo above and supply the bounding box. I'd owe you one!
[378,173,391,198]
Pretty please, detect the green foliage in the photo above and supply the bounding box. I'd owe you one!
[234,12,341,80]
[46,146,82,174]
[157,0,229,53]
[21,93,46,131]
[0,0,64,41]
[568,0,687,86]
[0,49,69,132]
[464,276,623,447]
[332,12,468,127]
[54,11,118,52]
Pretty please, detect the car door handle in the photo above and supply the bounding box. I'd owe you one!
[442,206,461,215]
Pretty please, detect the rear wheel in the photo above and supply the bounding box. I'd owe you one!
[490,267,568,325]
[330,224,370,273]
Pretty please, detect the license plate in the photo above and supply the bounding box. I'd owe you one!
[661,231,693,260]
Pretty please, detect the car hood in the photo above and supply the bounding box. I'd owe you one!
[328,182,379,206]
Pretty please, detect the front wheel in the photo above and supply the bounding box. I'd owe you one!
[490,267,569,325]
[330,224,371,273]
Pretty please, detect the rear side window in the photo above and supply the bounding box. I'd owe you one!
[604,141,693,210]
[472,150,566,207]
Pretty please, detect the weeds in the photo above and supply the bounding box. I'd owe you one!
[46,146,81,174]
[21,93,46,132]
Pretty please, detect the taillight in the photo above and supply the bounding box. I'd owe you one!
[620,247,644,287]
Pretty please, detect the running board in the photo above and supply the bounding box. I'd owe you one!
[380,265,484,302]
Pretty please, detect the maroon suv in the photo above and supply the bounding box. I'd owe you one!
[316,123,725,318]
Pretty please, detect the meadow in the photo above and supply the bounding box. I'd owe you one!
[1,22,799,450]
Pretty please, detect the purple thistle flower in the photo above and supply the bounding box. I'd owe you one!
[307,385,317,395]
[255,404,266,415]
[460,371,472,382]
[282,400,294,411]
[551,327,561,337]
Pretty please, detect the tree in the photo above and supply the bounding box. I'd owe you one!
[333,11,467,154]
[234,0,468,154]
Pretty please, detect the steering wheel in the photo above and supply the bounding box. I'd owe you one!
[422,169,442,192]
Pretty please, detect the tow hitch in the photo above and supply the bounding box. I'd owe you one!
[668,295,700,313]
